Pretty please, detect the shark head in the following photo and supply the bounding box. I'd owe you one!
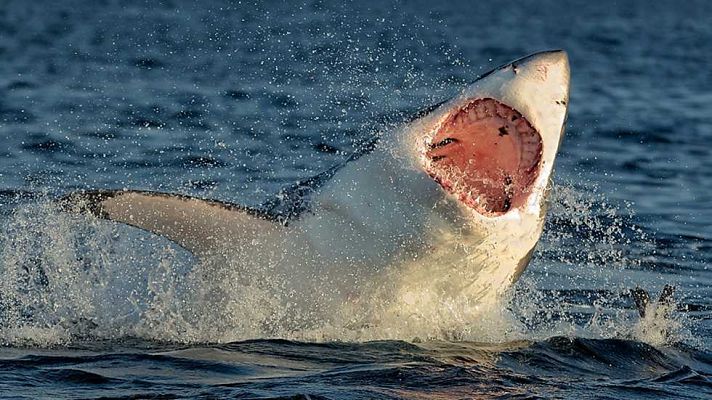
[423,50,568,218]
[390,50,570,290]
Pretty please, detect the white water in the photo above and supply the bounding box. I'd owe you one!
[0,183,692,347]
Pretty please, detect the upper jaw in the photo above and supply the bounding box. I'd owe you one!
[422,50,570,218]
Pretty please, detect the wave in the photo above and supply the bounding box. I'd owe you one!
[1,337,710,399]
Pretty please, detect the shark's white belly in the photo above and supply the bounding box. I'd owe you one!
[259,149,526,319]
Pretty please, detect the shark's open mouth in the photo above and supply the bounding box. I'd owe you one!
[426,98,543,216]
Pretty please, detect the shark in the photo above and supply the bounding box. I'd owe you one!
[62,50,570,327]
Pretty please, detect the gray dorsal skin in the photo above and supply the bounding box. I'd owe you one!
[62,51,571,313]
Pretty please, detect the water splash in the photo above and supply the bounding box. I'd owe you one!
[0,197,191,345]
[540,181,651,271]
[0,181,695,348]
[507,181,694,347]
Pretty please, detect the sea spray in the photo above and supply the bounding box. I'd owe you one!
[0,183,694,348]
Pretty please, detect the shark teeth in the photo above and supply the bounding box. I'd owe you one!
[424,98,543,216]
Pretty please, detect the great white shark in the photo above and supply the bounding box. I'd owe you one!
[62,50,570,327]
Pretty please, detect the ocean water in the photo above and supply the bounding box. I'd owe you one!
[1,0,711,398]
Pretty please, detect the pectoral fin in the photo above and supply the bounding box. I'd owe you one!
[61,190,283,257]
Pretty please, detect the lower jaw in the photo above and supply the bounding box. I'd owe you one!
[428,173,541,218]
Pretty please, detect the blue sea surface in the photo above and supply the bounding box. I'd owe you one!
[1,0,712,398]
